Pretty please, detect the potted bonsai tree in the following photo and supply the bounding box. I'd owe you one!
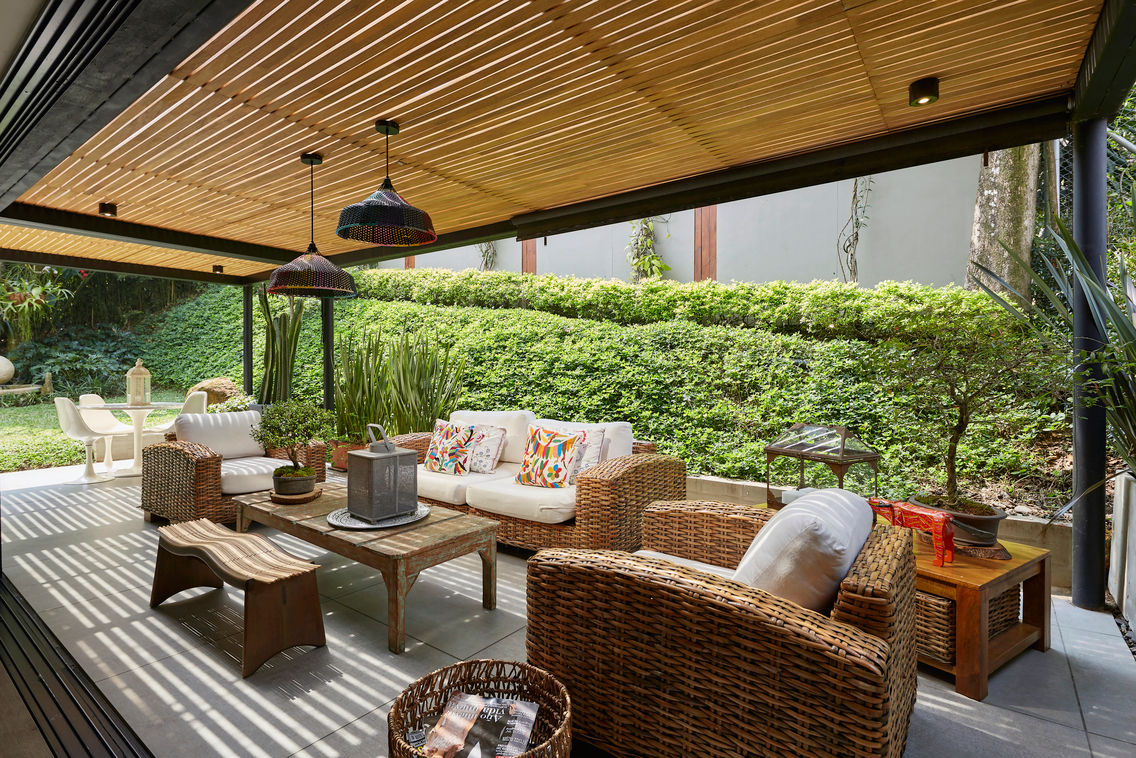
[901,312,1055,545]
[251,399,334,495]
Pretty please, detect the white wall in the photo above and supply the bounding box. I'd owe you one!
[382,156,981,287]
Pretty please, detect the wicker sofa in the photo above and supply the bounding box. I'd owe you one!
[527,500,917,758]
[390,412,685,551]
[141,410,325,524]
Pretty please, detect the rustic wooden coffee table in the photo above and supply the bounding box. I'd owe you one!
[234,481,498,654]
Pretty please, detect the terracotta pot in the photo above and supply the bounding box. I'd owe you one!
[273,473,316,495]
[329,439,366,471]
[908,495,1007,546]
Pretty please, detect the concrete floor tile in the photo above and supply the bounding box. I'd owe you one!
[315,559,385,599]
[5,560,153,613]
[289,703,392,758]
[1065,630,1136,745]
[1054,597,1124,637]
[1088,733,1136,758]
[983,647,1084,730]
[469,626,527,662]
[905,685,1092,757]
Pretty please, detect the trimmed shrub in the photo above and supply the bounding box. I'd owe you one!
[140,286,1060,499]
[349,268,1004,341]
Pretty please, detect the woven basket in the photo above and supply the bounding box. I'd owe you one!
[916,585,1021,664]
[388,660,571,758]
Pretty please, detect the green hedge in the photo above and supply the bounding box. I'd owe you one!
[139,286,1057,498]
[350,268,1004,342]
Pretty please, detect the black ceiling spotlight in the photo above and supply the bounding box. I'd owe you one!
[212,264,224,274]
[908,77,939,107]
[98,202,117,217]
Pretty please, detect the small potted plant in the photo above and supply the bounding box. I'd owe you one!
[251,399,334,496]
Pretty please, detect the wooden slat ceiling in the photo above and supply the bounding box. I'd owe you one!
[0,224,273,277]
[10,0,1104,275]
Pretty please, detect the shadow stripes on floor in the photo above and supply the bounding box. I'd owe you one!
[0,574,153,758]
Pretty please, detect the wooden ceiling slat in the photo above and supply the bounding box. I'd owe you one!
[14,0,1103,272]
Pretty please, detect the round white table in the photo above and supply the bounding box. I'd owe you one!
[78,400,184,477]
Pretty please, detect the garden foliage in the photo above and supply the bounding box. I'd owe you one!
[137,280,1062,500]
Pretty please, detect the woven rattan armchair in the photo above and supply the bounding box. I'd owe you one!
[391,432,684,551]
[527,500,917,758]
[141,433,326,524]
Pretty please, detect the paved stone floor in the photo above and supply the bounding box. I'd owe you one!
[2,465,1134,757]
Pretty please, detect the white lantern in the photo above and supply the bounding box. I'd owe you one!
[126,359,151,406]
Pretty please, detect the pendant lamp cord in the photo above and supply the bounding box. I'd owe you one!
[309,161,315,246]
[385,130,390,179]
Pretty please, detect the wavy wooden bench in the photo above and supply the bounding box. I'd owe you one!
[150,518,325,677]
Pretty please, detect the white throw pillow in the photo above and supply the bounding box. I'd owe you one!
[731,488,874,612]
[174,410,264,459]
[467,425,508,474]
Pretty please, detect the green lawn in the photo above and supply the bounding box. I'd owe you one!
[0,389,187,472]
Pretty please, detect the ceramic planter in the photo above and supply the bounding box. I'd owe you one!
[273,473,316,495]
[909,496,1007,546]
[330,440,367,471]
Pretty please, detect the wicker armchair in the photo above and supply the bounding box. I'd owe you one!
[141,432,326,524]
[527,500,917,758]
[391,432,684,551]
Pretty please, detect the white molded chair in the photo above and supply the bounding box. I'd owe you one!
[79,393,134,471]
[55,397,113,484]
[150,391,208,435]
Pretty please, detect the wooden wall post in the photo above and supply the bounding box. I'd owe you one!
[404,256,415,269]
[693,205,717,281]
[522,239,537,273]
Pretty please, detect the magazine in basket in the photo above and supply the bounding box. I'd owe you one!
[409,691,539,757]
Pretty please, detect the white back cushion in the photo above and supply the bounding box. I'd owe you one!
[732,488,874,612]
[535,419,633,460]
[450,410,536,464]
[174,410,264,459]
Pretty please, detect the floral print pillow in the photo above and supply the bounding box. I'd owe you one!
[423,420,475,475]
[467,425,508,474]
[515,426,583,488]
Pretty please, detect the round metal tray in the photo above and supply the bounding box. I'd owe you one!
[326,503,430,531]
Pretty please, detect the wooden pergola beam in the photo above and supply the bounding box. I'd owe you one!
[1073,0,1136,121]
[0,247,253,285]
[0,203,298,265]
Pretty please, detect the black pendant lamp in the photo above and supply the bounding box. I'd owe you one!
[336,120,437,246]
[267,154,358,298]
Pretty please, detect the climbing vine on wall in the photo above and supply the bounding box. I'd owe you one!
[626,216,671,282]
[837,176,873,283]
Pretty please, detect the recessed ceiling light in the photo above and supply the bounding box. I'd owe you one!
[98,202,117,217]
[212,264,224,274]
[908,77,939,107]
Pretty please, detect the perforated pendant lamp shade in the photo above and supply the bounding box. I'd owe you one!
[267,244,358,298]
[336,177,437,245]
[336,120,436,246]
[267,154,357,298]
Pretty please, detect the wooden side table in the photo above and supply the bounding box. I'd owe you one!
[913,537,1050,700]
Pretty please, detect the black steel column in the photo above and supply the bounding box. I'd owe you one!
[321,297,334,411]
[1071,118,1108,610]
[242,284,253,395]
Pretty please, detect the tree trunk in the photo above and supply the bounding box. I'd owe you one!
[944,410,970,504]
[966,144,1041,305]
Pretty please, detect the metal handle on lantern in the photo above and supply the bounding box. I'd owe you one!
[366,423,396,453]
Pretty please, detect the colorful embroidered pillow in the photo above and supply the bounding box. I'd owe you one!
[533,421,607,476]
[467,425,508,474]
[424,420,475,475]
[516,426,583,488]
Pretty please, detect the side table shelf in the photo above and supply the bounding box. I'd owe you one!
[913,537,1051,701]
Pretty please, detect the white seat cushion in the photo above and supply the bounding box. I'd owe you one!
[417,462,520,505]
[632,550,736,580]
[732,488,874,612]
[175,410,264,459]
[450,410,536,464]
[219,456,282,495]
[466,477,577,524]
[535,419,633,460]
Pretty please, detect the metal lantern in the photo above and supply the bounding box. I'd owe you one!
[347,424,418,523]
[126,359,151,406]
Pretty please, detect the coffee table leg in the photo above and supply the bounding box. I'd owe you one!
[383,569,415,654]
[479,541,496,611]
[235,506,249,533]
[955,585,990,700]
[1023,555,1051,652]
